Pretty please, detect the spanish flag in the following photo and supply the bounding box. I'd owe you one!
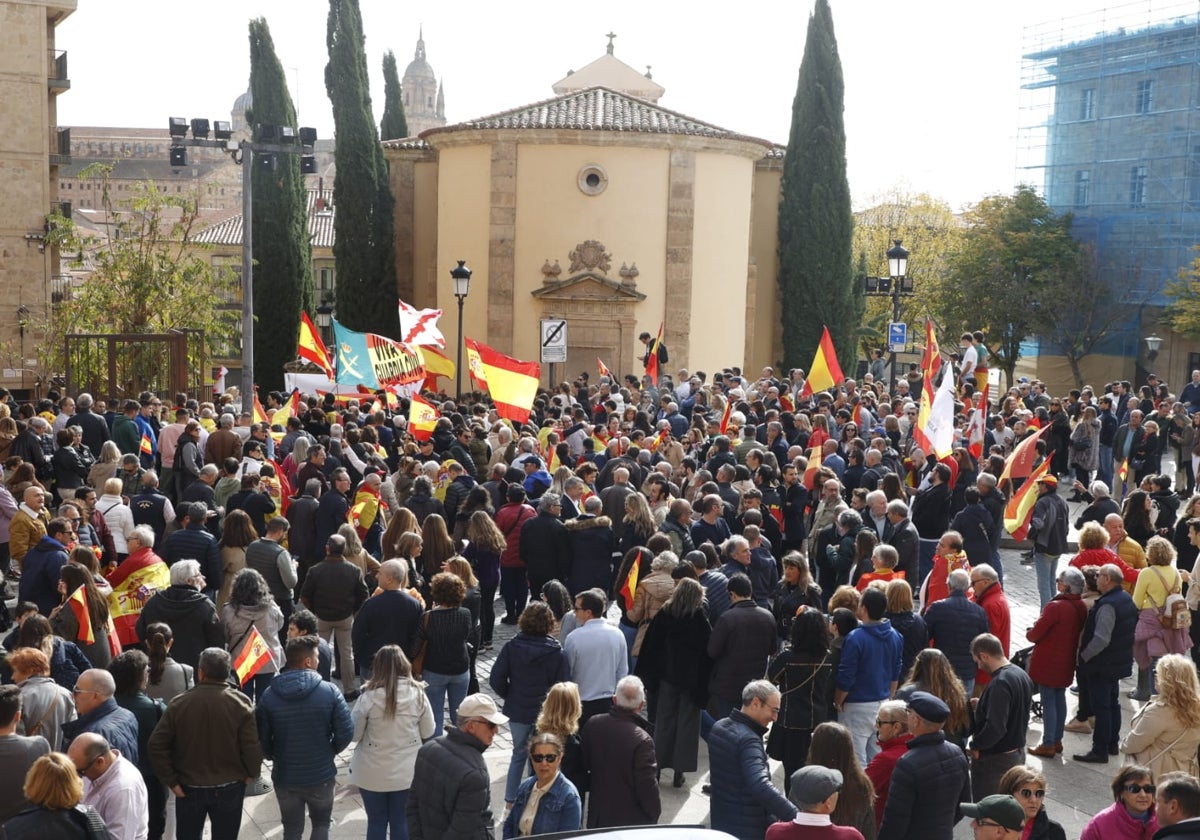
[999,423,1052,485]
[232,626,273,686]
[913,319,942,454]
[66,584,95,646]
[464,342,487,389]
[719,399,733,435]
[139,433,153,456]
[466,339,541,424]
[298,312,335,379]
[1117,458,1130,484]
[645,322,664,386]
[1004,458,1052,541]
[252,392,269,425]
[966,381,990,460]
[416,345,456,391]
[409,395,439,441]
[798,326,845,399]
[618,557,640,611]
[801,444,823,491]
[597,357,612,380]
[271,389,301,430]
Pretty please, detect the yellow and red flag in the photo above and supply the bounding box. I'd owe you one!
[464,341,487,389]
[252,391,269,426]
[912,319,942,454]
[597,357,612,380]
[999,423,1052,485]
[719,399,733,435]
[139,433,153,456]
[409,395,439,441]
[798,326,845,399]
[271,389,301,431]
[618,558,640,611]
[416,345,456,391]
[801,444,823,491]
[66,584,95,645]
[466,339,541,424]
[645,323,665,386]
[232,626,273,686]
[1117,458,1130,485]
[1003,458,1052,541]
[298,312,335,379]
[106,551,170,645]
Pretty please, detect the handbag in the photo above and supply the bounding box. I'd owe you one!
[411,612,431,678]
[1071,438,1091,451]
[1148,567,1191,630]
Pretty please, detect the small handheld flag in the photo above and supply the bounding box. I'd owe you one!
[232,626,273,686]
[66,584,95,645]
[139,433,153,456]
[597,357,613,380]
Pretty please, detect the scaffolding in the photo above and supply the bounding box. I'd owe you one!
[1018,0,1200,333]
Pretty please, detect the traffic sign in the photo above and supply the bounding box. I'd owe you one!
[888,322,907,353]
[540,318,568,363]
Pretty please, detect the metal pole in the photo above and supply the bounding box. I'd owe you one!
[455,295,464,400]
[889,287,901,385]
[240,145,254,404]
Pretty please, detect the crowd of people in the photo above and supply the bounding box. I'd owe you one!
[4,340,1200,839]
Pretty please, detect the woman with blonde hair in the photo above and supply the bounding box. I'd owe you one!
[382,507,420,557]
[533,682,588,803]
[463,510,504,649]
[338,522,382,592]
[618,493,657,556]
[1130,536,1190,700]
[87,441,121,494]
[96,477,134,560]
[1120,653,1200,778]
[4,751,110,837]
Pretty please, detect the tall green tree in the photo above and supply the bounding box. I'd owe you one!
[938,185,1084,388]
[380,50,409,141]
[248,18,313,392]
[326,0,399,336]
[777,0,855,371]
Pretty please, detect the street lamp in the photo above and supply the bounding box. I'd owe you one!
[863,239,913,384]
[450,260,472,399]
[315,300,334,351]
[1145,333,1162,362]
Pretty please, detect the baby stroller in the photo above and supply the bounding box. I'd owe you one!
[1010,645,1042,720]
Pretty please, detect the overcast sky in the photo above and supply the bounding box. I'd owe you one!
[56,0,1196,211]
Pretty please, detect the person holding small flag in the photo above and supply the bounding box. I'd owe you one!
[50,561,113,669]
[222,568,285,703]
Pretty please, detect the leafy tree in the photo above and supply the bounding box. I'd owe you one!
[248,17,313,392]
[43,164,239,384]
[938,185,1084,388]
[1165,249,1200,339]
[325,0,399,336]
[777,0,855,370]
[380,50,409,141]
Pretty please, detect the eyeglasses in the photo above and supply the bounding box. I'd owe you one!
[1125,784,1156,795]
[72,687,97,695]
[973,819,1004,829]
[1018,788,1046,799]
[530,753,560,763]
[76,754,103,777]
[876,719,901,727]
[969,578,984,586]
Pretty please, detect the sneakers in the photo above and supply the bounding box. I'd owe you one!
[1064,718,1093,734]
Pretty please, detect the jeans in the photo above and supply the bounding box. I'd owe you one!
[618,621,638,674]
[479,582,498,645]
[839,700,883,766]
[505,720,533,803]
[175,782,245,840]
[241,671,274,704]
[1086,673,1121,756]
[360,788,409,840]
[1033,552,1060,608]
[276,778,336,840]
[500,566,528,620]
[317,615,358,692]
[1039,684,1066,746]
[991,550,1004,588]
[1098,444,1114,491]
[424,669,470,736]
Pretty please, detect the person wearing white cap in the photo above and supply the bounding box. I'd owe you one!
[407,692,508,839]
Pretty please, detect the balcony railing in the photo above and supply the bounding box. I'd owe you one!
[48,50,69,92]
[50,127,70,166]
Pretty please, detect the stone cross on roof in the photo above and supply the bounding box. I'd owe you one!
[606,32,616,54]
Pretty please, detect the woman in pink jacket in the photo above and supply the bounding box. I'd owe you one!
[1079,764,1159,840]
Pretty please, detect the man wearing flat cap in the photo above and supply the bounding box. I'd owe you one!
[961,794,1025,839]
[878,691,972,840]
[767,766,864,839]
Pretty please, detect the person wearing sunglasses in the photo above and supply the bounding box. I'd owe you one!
[1080,764,1159,840]
[502,732,581,839]
[997,766,1065,840]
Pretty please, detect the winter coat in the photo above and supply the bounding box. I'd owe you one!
[1026,808,1067,840]
[625,569,674,655]
[635,607,711,708]
[502,771,581,839]
[865,732,914,828]
[1120,699,1200,779]
[885,610,928,680]
[520,511,571,594]
[489,631,570,724]
[886,518,921,584]
[1079,801,1158,840]
[580,706,661,829]
[402,492,445,527]
[135,585,225,670]
[658,517,695,558]
[95,493,134,555]
[50,601,112,670]
[1030,491,1071,556]
[564,515,614,596]
[256,668,353,786]
[495,502,536,569]
[910,482,951,539]
[1026,592,1088,688]
[1,804,112,840]
[407,726,496,840]
[767,648,832,731]
[16,675,75,750]
[352,589,424,672]
[163,523,222,594]
[61,697,140,765]
[924,590,990,684]
[707,600,778,704]
[877,730,972,840]
[949,503,994,566]
[349,679,435,792]
[708,708,797,838]
[1070,417,1101,471]
[221,601,285,675]
[18,535,69,615]
[772,581,823,640]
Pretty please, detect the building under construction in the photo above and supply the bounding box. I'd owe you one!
[1018,0,1200,389]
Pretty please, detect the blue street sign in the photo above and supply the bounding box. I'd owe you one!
[888,322,907,352]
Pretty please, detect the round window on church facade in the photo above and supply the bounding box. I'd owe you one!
[577,164,608,196]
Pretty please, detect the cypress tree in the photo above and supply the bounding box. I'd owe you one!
[247,18,312,392]
[777,0,854,370]
[380,50,409,141]
[325,0,399,336]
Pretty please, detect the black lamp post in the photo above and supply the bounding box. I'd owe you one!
[450,260,472,399]
[315,301,334,351]
[864,239,912,384]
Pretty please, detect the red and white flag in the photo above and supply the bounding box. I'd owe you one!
[966,382,989,460]
[397,299,446,348]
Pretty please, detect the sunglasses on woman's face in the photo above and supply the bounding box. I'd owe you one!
[1125,784,1156,795]
[531,753,559,764]
[1018,788,1046,799]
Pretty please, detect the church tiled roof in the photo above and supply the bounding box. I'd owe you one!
[417,86,773,148]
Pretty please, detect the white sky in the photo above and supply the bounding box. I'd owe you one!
[55,0,1193,211]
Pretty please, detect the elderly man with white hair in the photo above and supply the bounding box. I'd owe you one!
[580,675,661,828]
[134,559,224,670]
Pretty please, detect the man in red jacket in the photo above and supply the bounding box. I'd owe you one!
[865,700,913,829]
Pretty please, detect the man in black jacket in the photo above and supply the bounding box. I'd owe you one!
[300,535,369,699]
[885,499,921,585]
[967,633,1033,798]
[706,574,776,722]
[581,675,661,826]
[520,493,571,597]
[351,559,423,679]
[163,502,221,599]
[1073,563,1137,764]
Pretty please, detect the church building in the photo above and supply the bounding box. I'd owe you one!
[384,37,785,381]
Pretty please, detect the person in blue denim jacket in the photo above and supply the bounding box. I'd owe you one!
[503,732,582,839]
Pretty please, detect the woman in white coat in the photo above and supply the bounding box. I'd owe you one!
[350,644,435,840]
[1120,654,1200,779]
[96,476,135,560]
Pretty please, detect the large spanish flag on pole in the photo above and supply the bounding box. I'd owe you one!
[1004,458,1052,541]
[798,326,845,399]
[999,423,1052,485]
[645,322,665,386]
[466,339,541,424]
[297,312,335,379]
[912,319,942,454]
[416,346,456,391]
